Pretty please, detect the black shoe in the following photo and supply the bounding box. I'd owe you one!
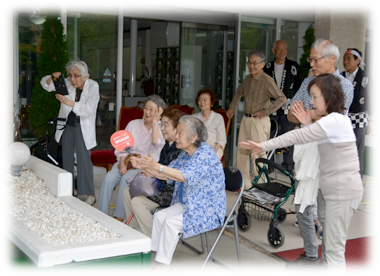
[286,253,319,268]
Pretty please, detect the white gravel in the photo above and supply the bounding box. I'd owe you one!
[8,168,121,246]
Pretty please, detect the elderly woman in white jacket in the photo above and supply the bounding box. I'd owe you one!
[40,59,99,205]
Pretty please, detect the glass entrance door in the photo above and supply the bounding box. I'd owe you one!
[66,12,118,150]
[179,23,227,110]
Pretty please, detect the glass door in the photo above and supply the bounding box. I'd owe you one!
[67,12,118,150]
[16,12,47,145]
[230,16,277,165]
[179,23,227,111]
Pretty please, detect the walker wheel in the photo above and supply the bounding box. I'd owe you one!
[277,208,287,223]
[267,225,285,248]
[237,207,251,232]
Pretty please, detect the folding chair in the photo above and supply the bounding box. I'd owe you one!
[170,167,244,275]
[197,167,245,275]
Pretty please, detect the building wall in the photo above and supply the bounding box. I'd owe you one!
[1,3,374,149]
[314,9,367,72]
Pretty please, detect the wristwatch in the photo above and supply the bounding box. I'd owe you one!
[158,164,164,173]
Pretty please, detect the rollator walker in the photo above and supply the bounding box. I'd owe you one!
[237,119,296,248]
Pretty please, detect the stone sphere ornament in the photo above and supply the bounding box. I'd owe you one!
[7,142,31,176]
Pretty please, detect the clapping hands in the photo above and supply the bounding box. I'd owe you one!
[291,100,312,126]
[130,153,157,177]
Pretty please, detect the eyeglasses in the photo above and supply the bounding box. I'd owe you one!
[68,74,82,79]
[246,61,263,66]
[161,123,172,130]
[306,56,328,64]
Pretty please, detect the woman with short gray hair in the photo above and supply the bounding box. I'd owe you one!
[40,59,99,205]
[146,94,167,111]
[131,115,226,265]
[66,59,90,78]
[178,115,208,148]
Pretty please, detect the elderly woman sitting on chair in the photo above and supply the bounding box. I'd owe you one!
[131,115,226,265]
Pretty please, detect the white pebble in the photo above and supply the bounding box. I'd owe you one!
[8,169,121,246]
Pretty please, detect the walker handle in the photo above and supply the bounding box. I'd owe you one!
[255,157,289,175]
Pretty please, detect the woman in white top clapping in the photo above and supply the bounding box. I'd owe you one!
[193,88,226,160]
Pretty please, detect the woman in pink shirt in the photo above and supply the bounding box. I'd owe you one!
[98,95,166,221]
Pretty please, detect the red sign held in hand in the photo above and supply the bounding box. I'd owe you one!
[110,130,134,152]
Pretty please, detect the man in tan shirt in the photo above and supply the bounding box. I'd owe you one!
[227,50,286,189]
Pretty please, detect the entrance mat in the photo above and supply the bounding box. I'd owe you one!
[273,237,371,265]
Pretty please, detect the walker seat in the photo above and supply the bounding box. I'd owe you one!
[237,158,296,248]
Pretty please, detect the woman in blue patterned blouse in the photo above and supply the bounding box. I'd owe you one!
[123,107,184,237]
[131,115,226,265]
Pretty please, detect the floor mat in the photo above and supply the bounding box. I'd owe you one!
[273,237,371,265]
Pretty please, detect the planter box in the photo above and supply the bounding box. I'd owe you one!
[9,156,151,268]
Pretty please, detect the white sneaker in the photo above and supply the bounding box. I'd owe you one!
[85,196,96,206]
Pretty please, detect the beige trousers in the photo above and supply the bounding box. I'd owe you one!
[123,186,159,237]
[237,116,270,189]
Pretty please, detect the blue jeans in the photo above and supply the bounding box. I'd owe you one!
[98,161,140,219]
[295,202,319,258]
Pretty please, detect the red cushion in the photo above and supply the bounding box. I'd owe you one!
[119,108,143,130]
[91,150,117,164]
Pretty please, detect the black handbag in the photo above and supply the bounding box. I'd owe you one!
[148,181,174,207]
[66,111,79,126]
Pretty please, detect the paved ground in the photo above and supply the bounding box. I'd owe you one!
[88,165,376,273]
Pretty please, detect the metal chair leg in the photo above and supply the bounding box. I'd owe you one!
[201,219,241,269]
[180,233,206,255]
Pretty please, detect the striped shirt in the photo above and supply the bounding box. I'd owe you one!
[290,69,354,110]
[229,70,286,116]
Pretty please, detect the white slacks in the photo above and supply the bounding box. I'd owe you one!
[319,194,361,269]
[151,203,183,265]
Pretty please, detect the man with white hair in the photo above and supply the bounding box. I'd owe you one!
[227,50,286,189]
[288,39,354,121]
[342,48,370,177]
[264,40,302,173]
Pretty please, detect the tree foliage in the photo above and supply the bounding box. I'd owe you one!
[300,25,315,80]
[28,13,69,138]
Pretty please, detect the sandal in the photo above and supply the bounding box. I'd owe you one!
[114,216,124,222]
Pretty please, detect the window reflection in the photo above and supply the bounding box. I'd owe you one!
[17,13,45,142]
[239,19,276,82]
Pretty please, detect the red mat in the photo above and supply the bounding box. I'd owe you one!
[274,237,370,265]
